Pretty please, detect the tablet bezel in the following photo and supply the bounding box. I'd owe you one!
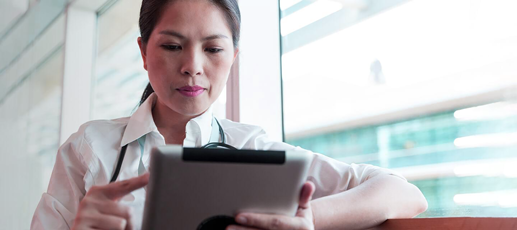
[141,145,312,230]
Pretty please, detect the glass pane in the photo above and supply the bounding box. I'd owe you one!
[0,46,63,228]
[0,0,68,73]
[281,0,517,217]
[93,0,147,119]
[0,0,29,36]
[93,0,227,120]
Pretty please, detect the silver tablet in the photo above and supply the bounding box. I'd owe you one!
[141,145,312,230]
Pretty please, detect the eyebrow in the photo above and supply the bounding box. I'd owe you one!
[158,30,229,41]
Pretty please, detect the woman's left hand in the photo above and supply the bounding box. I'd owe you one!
[227,181,316,230]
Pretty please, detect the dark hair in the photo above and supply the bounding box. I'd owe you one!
[138,0,241,106]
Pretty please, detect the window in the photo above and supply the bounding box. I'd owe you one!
[280,0,517,217]
[0,10,65,227]
[93,0,147,119]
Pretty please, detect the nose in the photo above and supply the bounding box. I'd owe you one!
[180,48,203,77]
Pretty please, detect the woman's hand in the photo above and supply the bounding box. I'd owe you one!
[227,181,316,230]
[71,173,149,230]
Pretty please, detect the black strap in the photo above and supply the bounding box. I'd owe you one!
[110,118,232,183]
[110,144,127,183]
[214,118,226,143]
[202,142,237,150]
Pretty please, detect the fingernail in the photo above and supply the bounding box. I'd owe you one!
[236,216,247,224]
[120,219,127,229]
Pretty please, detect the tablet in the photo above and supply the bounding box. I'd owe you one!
[141,145,312,230]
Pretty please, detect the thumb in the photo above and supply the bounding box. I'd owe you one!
[102,173,150,200]
[299,181,315,209]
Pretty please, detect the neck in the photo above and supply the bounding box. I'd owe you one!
[152,98,201,145]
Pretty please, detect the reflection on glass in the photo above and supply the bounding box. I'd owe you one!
[93,0,147,120]
[281,0,517,217]
[93,26,149,119]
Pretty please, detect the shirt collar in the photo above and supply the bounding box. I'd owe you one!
[183,106,213,147]
[120,93,214,147]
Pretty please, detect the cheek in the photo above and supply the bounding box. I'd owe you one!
[208,57,233,88]
[211,52,234,77]
[148,54,169,74]
[147,50,177,85]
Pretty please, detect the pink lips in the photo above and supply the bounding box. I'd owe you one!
[177,85,206,97]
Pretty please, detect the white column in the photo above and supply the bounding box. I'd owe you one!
[226,57,240,121]
[60,6,97,144]
[239,0,283,141]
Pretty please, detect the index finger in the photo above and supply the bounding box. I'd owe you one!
[102,173,150,200]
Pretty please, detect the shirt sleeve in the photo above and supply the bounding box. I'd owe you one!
[243,127,407,200]
[31,126,91,230]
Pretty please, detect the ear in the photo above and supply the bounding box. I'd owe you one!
[232,47,239,63]
[138,37,148,71]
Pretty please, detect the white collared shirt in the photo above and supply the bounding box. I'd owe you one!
[31,93,406,230]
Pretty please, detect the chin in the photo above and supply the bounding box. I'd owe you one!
[174,104,209,117]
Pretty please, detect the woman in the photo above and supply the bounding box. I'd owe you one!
[31,0,427,229]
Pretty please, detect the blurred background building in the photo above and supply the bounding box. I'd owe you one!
[0,0,516,228]
[281,0,517,217]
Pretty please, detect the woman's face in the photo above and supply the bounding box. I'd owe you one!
[138,0,238,116]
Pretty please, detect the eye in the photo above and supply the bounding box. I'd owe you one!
[205,48,223,53]
[162,45,181,51]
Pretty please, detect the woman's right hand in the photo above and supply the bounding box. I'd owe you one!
[71,173,150,230]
